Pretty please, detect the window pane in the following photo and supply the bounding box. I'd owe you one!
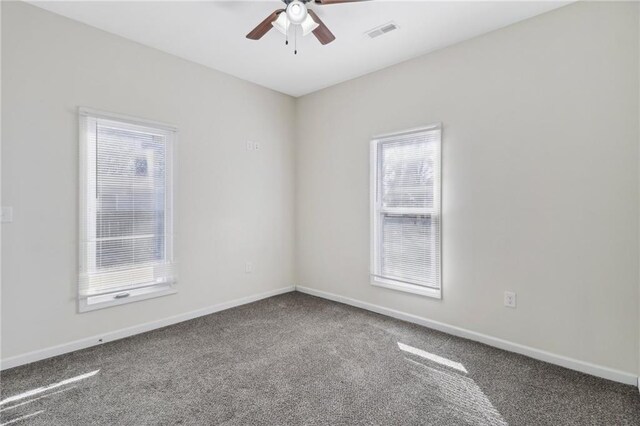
[96,125,166,270]
[380,138,435,209]
[381,214,436,287]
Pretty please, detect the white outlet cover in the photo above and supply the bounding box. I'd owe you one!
[504,291,517,308]
[1,206,13,223]
[246,141,254,151]
[245,262,253,273]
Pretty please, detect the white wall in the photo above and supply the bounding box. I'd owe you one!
[1,1,295,359]
[296,1,640,375]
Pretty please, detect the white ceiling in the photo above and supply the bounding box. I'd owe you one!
[30,1,570,97]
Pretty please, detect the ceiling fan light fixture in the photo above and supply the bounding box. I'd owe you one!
[286,0,307,25]
[271,12,290,35]
[301,14,319,37]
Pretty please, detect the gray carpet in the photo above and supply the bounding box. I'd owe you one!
[1,292,639,425]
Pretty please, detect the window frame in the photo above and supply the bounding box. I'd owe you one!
[78,107,177,312]
[369,124,442,299]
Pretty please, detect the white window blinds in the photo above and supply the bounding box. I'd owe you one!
[79,108,175,309]
[371,125,441,298]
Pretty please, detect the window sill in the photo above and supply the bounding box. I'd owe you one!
[78,283,177,313]
[370,276,441,299]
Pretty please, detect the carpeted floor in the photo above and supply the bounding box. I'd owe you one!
[1,292,639,425]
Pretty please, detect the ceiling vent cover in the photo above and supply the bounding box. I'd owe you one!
[366,22,399,39]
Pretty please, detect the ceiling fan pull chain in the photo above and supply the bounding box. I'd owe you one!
[294,25,298,55]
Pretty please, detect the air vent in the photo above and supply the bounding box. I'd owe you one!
[366,22,399,39]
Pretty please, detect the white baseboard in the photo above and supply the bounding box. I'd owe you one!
[295,285,639,386]
[0,286,295,371]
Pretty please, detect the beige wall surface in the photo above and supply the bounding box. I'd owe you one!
[1,1,296,359]
[295,1,640,374]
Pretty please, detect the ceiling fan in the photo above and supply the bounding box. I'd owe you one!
[246,0,369,50]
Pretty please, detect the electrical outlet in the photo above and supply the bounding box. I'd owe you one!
[245,262,253,274]
[1,206,13,223]
[504,291,517,308]
[254,142,260,151]
[246,141,254,151]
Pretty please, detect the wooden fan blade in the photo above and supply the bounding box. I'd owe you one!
[315,0,371,4]
[307,9,336,45]
[246,9,284,40]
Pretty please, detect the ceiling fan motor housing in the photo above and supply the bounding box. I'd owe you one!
[286,1,308,25]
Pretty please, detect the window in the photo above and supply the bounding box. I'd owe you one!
[79,108,176,312]
[370,125,441,298]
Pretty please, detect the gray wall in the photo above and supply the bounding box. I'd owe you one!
[1,1,296,359]
[295,1,640,374]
